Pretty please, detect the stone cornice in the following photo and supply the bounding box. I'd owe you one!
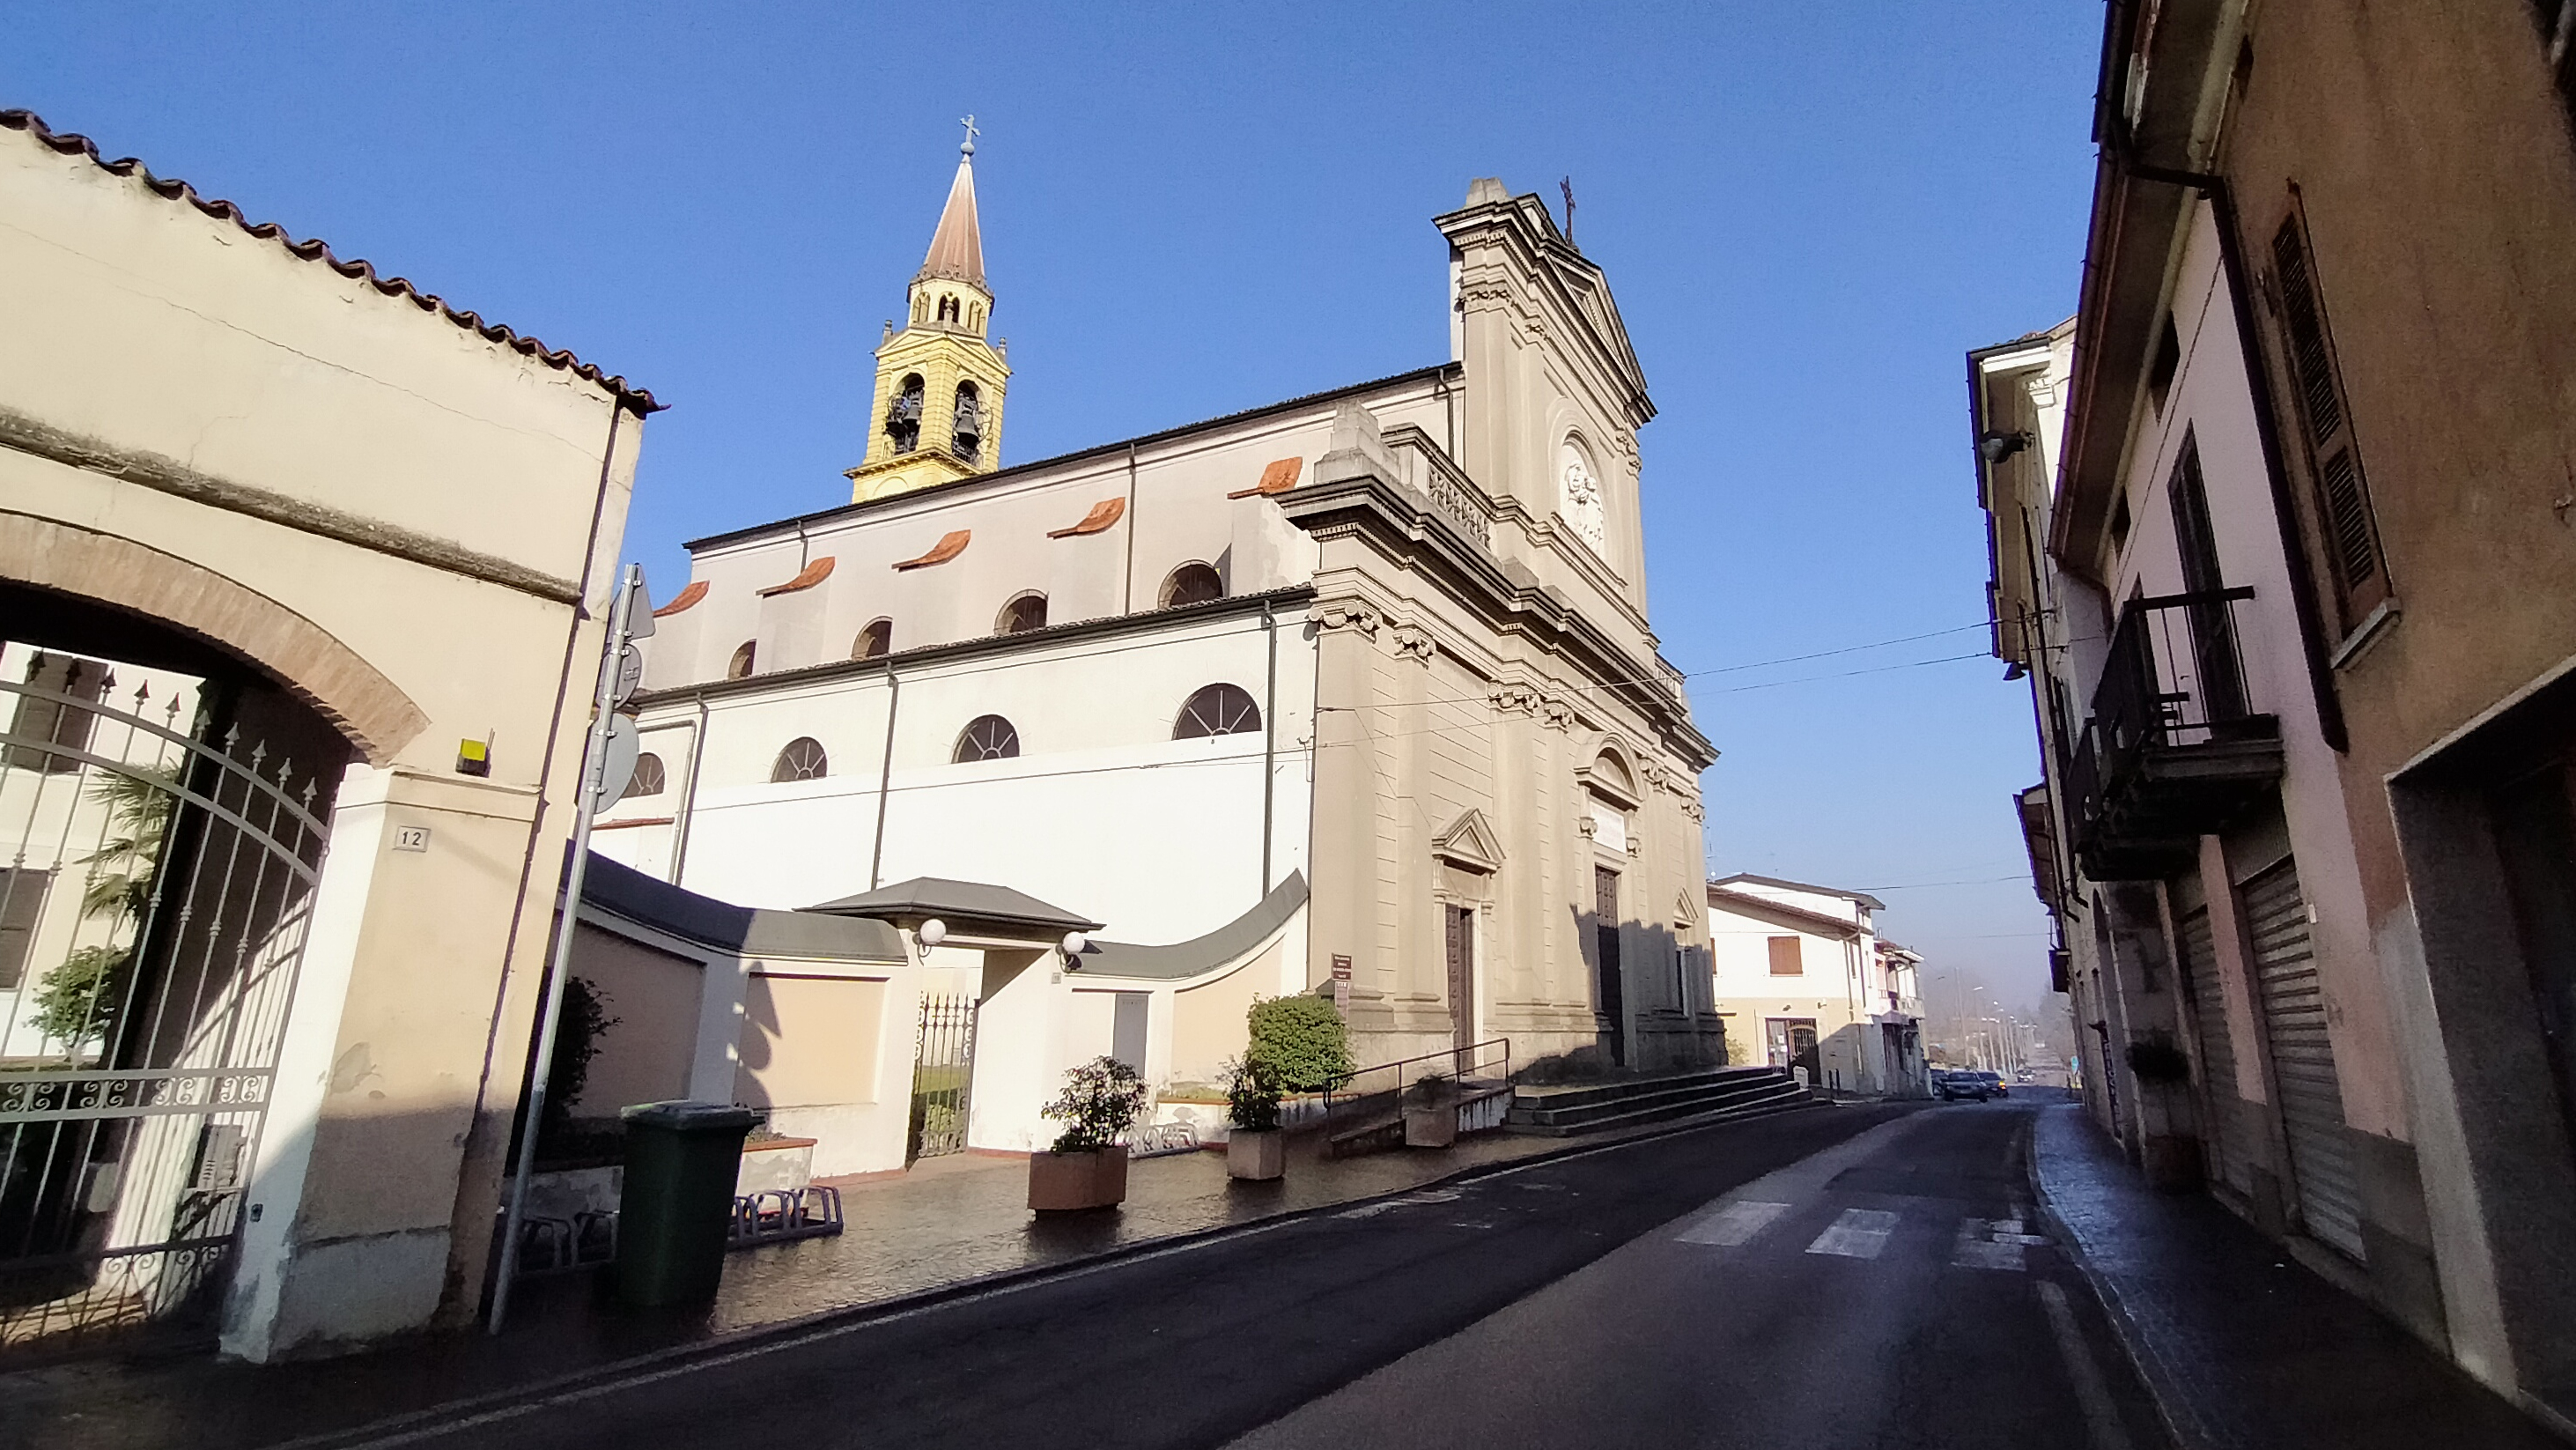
[1279,467,1713,771]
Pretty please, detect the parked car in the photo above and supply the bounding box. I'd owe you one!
[1935,1071,1993,1102]
[1977,1071,2008,1098]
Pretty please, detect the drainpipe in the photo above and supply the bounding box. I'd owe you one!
[1121,442,1140,615]
[868,669,901,890]
[1260,599,1278,896]
[2115,156,2351,754]
[669,691,711,884]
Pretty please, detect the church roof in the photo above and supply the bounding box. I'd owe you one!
[917,152,985,288]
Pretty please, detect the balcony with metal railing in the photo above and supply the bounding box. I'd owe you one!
[2069,588,2284,880]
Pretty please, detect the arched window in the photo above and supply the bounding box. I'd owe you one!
[853,618,893,660]
[937,293,960,324]
[953,381,983,462]
[1159,562,1223,608]
[772,737,829,782]
[622,751,668,802]
[727,641,757,679]
[995,592,1048,634]
[954,714,1020,762]
[885,374,925,455]
[1174,684,1261,739]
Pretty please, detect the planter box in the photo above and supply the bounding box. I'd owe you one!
[736,1136,816,1196]
[1028,1148,1130,1212]
[1403,1103,1458,1150]
[1226,1128,1285,1180]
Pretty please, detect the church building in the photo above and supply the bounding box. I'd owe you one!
[591,136,1722,1158]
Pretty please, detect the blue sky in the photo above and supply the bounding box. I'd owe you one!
[7,3,2101,1013]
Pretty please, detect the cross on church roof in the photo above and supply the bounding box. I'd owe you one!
[960,114,979,157]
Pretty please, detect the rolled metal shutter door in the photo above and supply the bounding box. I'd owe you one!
[2244,857,2367,1261]
[2178,906,2244,1194]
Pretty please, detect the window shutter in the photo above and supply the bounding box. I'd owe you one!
[2268,211,2388,625]
[1768,936,1803,975]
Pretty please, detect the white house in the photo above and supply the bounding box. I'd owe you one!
[1704,874,1925,1098]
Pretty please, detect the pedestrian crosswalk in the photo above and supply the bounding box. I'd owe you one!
[1677,1199,1791,1246]
[1806,1209,1902,1259]
[1675,1202,2048,1272]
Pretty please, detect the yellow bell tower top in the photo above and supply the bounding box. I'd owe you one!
[848,119,1012,503]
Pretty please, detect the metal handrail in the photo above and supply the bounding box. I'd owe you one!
[1320,1039,1511,1135]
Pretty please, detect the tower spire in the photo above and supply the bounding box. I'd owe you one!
[918,121,985,288]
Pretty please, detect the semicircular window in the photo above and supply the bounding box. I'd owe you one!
[623,751,668,802]
[1160,562,1223,608]
[954,714,1021,763]
[1174,683,1261,739]
[727,641,757,679]
[853,618,893,660]
[996,593,1049,635]
[771,736,828,782]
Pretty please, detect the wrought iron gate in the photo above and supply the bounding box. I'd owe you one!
[906,993,977,1161]
[0,650,329,1345]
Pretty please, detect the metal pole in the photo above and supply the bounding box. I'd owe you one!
[489,562,642,1335]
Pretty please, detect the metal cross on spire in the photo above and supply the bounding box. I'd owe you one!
[960,114,980,157]
[1560,175,1577,248]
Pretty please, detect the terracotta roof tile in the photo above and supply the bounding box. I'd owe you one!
[2,110,661,413]
[758,556,835,596]
[1227,456,1304,499]
[653,580,708,617]
[1046,497,1125,538]
[893,529,971,570]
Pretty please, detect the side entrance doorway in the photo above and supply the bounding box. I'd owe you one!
[0,619,349,1349]
[1445,905,1475,1052]
[1594,867,1625,1066]
[907,992,978,1161]
[1768,1017,1821,1084]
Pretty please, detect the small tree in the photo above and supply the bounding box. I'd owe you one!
[1043,1055,1148,1153]
[542,976,620,1142]
[1223,1055,1283,1133]
[31,768,175,1049]
[1245,995,1354,1093]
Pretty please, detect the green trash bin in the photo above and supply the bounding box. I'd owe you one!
[615,1100,757,1308]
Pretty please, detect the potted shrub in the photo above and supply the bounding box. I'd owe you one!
[1244,994,1355,1095]
[1030,1055,1148,1212]
[1223,1056,1286,1181]
[2126,1036,2203,1191]
[1403,1070,1457,1149]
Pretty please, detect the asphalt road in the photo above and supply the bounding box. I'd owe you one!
[315,1092,2166,1450]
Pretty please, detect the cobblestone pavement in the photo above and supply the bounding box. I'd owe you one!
[0,1113,1699,1450]
[2032,1100,2563,1450]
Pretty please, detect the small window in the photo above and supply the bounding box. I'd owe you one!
[1159,562,1223,608]
[771,737,828,783]
[1768,936,1803,976]
[2108,493,2132,553]
[955,714,1021,763]
[853,618,893,660]
[624,752,668,801]
[6,653,107,774]
[2147,313,2181,415]
[996,593,1048,634]
[727,641,757,680]
[0,868,51,990]
[1174,684,1261,739]
[937,293,960,325]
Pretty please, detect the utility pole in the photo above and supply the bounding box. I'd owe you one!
[489,563,652,1335]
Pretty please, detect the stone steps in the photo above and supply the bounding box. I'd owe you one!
[1504,1065,1812,1137]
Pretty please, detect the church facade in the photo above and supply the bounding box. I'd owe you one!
[594,146,1722,1125]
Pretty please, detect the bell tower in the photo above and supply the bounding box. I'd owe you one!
[848,119,1012,503]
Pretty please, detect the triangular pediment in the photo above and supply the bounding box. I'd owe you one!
[1434,809,1505,873]
[1674,889,1701,928]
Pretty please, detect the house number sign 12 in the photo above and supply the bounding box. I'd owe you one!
[393,826,432,853]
